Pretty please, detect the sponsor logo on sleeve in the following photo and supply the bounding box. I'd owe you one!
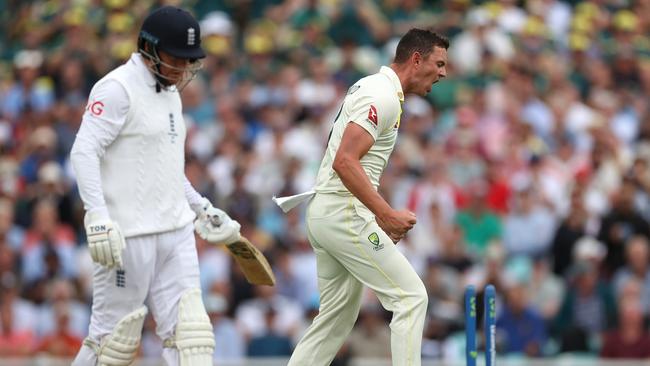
[367,105,378,127]
[86,100,105,116]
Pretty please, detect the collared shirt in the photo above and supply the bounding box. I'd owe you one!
[314,66,404,194]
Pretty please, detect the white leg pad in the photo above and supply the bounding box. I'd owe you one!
[88,305,148,366]
[164,288,215,366]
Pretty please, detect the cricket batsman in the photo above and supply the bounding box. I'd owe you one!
[275,29,449,366]
[70,6,241,365]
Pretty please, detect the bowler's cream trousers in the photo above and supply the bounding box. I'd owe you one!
[288,192,428,366]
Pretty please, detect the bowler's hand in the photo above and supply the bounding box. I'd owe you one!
[377,209,417,243]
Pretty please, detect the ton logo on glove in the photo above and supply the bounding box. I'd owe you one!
[89,225,107,233]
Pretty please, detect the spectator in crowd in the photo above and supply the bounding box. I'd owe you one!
[25,161,76,229]
[0,275,36,357]
[347,302,391,359]
[454,179,502,257]
[246,306,294,357]
[550,188,589,277]
[600,296,650,359]
[17,126,60,190]
[0,244,16,286]
[20,198,77,284]
[572,236,608,270]
[35,278,89,340]
[553,260,617,353]
[612,236,650,317]
[502,184,556,257]
[0,198,24,251]
[35,301,82,357]
[2,50,54,121]
[497,277,548,357]
[528,255,565,322]
[205,293,245,362]
[407,162,458,258]
[598,177,650,276]
[235,285,303,342]
[421,257,463,358]
[449,8,515,75]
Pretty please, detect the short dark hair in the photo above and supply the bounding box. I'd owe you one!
[394,29,449,64]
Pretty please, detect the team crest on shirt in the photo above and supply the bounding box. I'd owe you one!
[368,232,384,251]
[168,113,178,143]
[367,105,378,127]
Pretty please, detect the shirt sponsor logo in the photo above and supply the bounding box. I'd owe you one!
[367,105,378,127]
[87,101,104,116]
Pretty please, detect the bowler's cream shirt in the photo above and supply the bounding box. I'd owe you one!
[314,66,403,194]
[273,66,403,211]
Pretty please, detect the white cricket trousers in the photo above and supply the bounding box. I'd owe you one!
[288,193,428,366]
[72,223,201,366]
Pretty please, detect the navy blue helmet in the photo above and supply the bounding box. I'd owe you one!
[139,6,206,60]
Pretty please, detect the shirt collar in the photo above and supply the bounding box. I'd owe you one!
[130,53,157,87]
[379,66,404,102]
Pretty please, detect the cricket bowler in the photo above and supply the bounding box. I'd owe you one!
[275,29,449,366]
[70,6,241,365]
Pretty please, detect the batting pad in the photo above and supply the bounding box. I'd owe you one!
[165,288,215,365]
[94,305,148,366]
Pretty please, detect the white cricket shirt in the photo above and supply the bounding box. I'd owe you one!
[71,53,202,237]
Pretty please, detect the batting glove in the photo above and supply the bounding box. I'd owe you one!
[84,209,126,268]
[193,198,241,245]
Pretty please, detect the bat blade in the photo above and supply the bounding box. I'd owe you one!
[225,236,276,286]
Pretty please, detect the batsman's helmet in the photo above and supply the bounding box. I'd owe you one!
[138,6,205,90]
[139,6,205,60]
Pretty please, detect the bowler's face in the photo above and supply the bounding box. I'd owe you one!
[416,46,448,96]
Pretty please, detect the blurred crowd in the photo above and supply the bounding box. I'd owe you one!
[1,0,650,362]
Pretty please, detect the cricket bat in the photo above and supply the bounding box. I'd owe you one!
[207,215,276,286]
[225,236,276,286]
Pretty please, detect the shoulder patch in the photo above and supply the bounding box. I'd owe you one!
[367,105,378,126]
